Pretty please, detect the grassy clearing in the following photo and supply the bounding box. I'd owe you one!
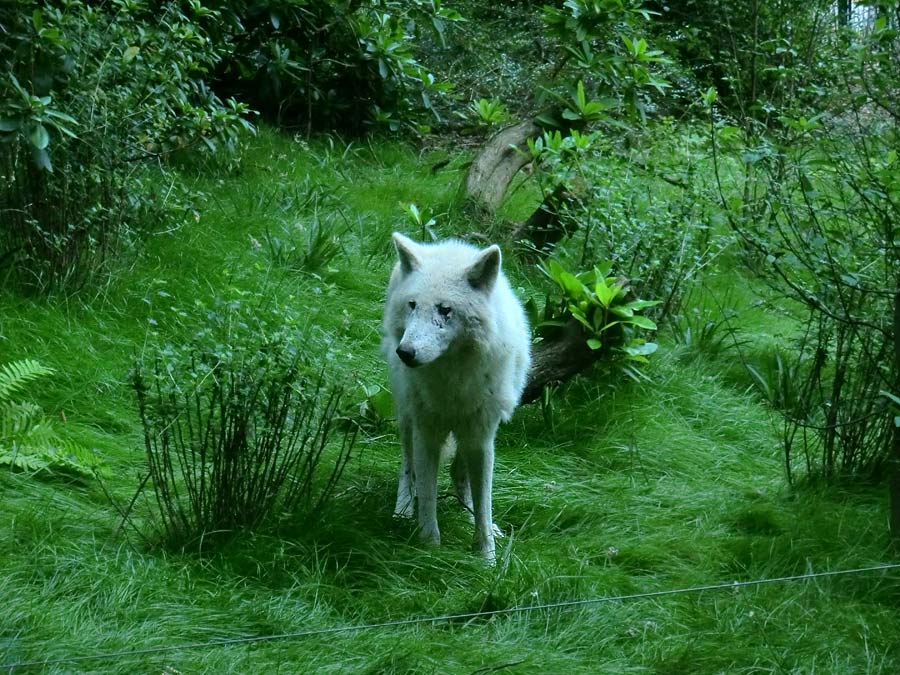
[1,128,898,674]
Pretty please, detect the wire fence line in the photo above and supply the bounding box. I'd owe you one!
[4,562,899,671]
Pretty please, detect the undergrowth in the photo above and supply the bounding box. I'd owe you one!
[1,129,898,674]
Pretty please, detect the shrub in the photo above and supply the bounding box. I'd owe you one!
[209,0,460,132]
[533,257,660,366]
[705,10,900,481]
[521,123,728,324]
[650,0,835,120]
[0,1,254,292]
[130,296,357,549]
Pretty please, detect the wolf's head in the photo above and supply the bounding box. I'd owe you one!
[385,232,501,368]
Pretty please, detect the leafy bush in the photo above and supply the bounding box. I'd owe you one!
[540,0,671,125]
[0,359,105,478]
[458,97,512,132]
[131,296,357,549]
[529,258,659,375]
[521,122,727,323]
[705,11,900,481]
[210,0,460,132]
[0,1,254,292]
[650,0,834,120]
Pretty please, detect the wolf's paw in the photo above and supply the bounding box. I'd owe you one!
[473,539,497,566]
[418,525,441,547]
[393,504,415,519]
[491,523,505,539]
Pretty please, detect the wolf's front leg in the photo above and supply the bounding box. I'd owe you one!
[413,425,444,547]
[459,423,500,565]
[393,416,415,518]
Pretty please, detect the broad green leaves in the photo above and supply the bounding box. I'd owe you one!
[0,74,80,172]
[534,258,659,362]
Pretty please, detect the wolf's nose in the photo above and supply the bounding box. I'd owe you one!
[396,345,417,366]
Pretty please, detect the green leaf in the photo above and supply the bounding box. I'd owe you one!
[568,304,591,329]
[123,46,141,63]
[31,146,52,172]
[626,315,657,330]
[623,341,658,357]
[560,272,587,300]
[45,109,78,124]
[609,305,634,318]
[623,299,661,311]
[370,388,393,419]
[586,338,602,350]
[0,118,19,132]
[576,80,587,111]
[0,359,54,401]
[537,319,567,330]
[29,124,50,150]
[32,9,42,31]
[594,278,622,308]
[880,390,900,408]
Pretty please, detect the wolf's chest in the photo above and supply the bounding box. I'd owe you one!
[408,359,507,420]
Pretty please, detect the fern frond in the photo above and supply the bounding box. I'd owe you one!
[51,440,109,478]
[0,439,105,478]
[0,446,52,473]
[0,401,45,440]
[0,359,55,403]
[20,419,60,448]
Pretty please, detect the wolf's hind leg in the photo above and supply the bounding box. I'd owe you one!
[458,423,501,565]
[449,446,473,520]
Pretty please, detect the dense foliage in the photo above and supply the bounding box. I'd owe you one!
[696,1,900,480]
[208,0,459,132]
[0,0,452,291]
[0,1,253,291]
[2,0,899,521]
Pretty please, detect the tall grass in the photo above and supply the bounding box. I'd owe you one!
[1,129,898,674]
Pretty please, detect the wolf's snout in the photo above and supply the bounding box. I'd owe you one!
[396,345,418,367]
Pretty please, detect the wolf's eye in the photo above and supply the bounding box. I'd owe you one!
[408,300,417,310]
[437,305,452,318]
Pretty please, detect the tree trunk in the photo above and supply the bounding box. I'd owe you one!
[464,119,541,213]
[838,0,851,27]
[891,288,900,543]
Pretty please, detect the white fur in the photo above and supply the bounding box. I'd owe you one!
[381,232,531,563]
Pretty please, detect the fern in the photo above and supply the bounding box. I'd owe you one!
[0,446,51,473]
[0,359,106,478]
[0,359,55,402]
[0,400,44,438]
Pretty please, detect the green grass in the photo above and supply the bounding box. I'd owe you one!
[1,127,899,674]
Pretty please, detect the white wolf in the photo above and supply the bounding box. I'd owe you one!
[381,232,531,563]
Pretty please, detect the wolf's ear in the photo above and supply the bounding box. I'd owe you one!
[466,245,501,291]
[393,232,421,275]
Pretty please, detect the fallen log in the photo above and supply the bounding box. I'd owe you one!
[521,317,623,405]
[463,119,541,213]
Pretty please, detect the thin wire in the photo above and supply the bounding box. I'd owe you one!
[4,562,899,670]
